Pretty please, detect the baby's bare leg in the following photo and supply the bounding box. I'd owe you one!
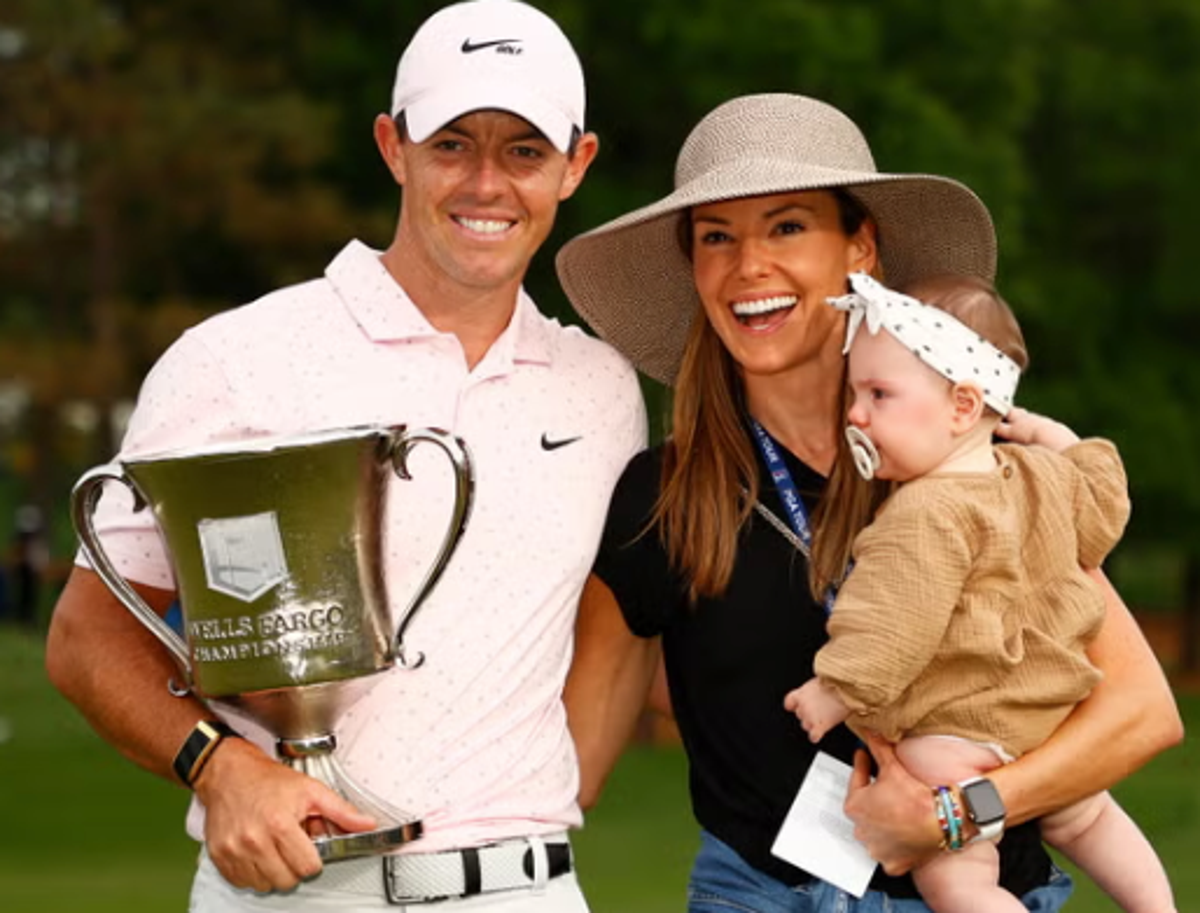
[898,736,1023,913]
[913,840,1026,913]
[1042,792,1175,913]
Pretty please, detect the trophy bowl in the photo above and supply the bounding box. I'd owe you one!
[70,424,474,862]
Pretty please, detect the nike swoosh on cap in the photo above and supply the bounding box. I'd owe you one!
[461,38,522,53]
[541,433,582,451]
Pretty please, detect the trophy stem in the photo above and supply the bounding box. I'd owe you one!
[279,735,424,862]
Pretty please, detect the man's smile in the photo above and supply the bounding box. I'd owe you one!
[453,215,516,235]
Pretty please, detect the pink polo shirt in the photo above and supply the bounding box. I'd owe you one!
[82,240,647,851]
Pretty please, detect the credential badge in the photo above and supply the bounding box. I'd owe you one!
[198,511,289,602]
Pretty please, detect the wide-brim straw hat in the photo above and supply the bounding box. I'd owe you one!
[556,93,997,386]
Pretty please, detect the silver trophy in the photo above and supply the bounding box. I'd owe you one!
[70,425,474,862]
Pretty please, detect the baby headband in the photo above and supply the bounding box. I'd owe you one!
[827,272,1020,415]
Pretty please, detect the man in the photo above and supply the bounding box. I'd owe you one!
[45,2,646,910]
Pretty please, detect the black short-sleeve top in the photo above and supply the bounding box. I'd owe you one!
[592,442,1053,898]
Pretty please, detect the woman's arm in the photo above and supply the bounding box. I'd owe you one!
[844,569,1183,873]
[989,568,1183,819]
[565,573,661,810]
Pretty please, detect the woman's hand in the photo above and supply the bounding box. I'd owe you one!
[844,732,944,875]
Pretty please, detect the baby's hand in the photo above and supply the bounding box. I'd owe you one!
[783,678,850,743]
[996,406,1080,452]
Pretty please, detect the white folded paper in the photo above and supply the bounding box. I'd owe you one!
[770,751,877,898]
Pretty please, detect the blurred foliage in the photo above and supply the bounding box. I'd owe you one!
[0,0,1198,594]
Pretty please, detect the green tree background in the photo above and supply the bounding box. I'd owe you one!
[1,0,1197,653]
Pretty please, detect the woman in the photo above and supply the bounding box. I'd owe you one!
[555,94,1181,912]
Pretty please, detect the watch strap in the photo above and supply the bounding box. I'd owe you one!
[972,817,1004,843]
[173,719,242,787]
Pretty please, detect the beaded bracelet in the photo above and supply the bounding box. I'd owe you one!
[932,785,965,851]
[932,787,951,849]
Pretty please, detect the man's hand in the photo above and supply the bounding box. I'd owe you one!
[783,677,850,743]
[195,738,379,892]
[844,732,943,875]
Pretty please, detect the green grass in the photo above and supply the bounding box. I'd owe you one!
[0,626,198,912]
[574,746,695,911]
[2,626,1196,912]
[1051,708,1200,910]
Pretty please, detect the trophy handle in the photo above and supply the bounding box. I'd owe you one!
[388,428,475,668]
[70,464,195,693]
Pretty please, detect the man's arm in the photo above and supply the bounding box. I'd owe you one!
[844,569,1183,874]
[564,574,660,810]
[45,566,375,891]
[46,568,199,776]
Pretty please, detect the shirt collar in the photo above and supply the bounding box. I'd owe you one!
[326,240,553,369]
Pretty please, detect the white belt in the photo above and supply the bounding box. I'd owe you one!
[315,834,573,904]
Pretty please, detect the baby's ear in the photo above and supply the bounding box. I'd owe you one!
[950,382,986,432]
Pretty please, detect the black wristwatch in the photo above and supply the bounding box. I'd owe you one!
[957,776,1006,843]
[173,719,242,787]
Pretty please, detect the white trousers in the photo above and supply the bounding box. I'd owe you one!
[188,849,590,913]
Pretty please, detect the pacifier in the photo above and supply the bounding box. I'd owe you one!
[844,425,881,481]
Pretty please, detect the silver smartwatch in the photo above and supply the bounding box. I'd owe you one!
[957,776,1006,843]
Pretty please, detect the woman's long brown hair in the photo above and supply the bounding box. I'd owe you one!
[651,189,888,603]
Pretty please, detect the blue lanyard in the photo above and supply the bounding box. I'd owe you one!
[749,418,814,551]
[749,418,842,616]
[751,418,859,746]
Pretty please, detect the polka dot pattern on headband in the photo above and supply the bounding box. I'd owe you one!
[827,272,1020,414]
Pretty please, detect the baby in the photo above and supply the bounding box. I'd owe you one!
[785,272,1174,913]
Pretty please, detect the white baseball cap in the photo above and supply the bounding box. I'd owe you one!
[391,0,586,154]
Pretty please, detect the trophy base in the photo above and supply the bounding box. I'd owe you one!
[313,819,425,863]
[282,736,424,863]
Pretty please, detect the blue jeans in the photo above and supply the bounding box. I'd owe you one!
[686,830,1073,913]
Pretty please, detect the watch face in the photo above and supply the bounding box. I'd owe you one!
[963,779,1005,824]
